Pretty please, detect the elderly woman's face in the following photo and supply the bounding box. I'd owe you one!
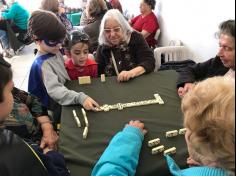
[140,0,151,14]
[104,18,124,46]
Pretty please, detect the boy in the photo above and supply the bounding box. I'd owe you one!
[0,57,70,176]
[28,10,99,122]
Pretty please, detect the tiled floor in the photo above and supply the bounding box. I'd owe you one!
[4,43,36,91]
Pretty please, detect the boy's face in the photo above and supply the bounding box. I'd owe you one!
[69,43,89,66]
[37,40,62,55]
[0,80,14,121]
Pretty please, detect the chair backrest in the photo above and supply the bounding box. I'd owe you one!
[154,28,161,41]
[154,46,189,71]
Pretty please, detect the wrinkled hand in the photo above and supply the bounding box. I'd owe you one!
[117,70,136,82]
[83,97,100,111]
[187,156,201,167]
[178,83,194,98]
[127,120,147,135]
[40,124,59,150]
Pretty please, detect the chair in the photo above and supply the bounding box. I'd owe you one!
[154,46,189,71]
[154,28,161,41]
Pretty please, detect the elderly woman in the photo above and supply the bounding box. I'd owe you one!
[83,0,108,53]
[96,9,155,82]
[130,0,159,48]
[40,0,73,31]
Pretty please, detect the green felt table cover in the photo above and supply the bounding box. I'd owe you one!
[59,70,188,176]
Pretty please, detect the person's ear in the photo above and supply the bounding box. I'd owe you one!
[64,49,71,58]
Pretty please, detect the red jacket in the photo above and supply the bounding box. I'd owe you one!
[65,58,98,80]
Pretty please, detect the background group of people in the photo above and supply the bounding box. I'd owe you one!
[0,0,160,57]
[0,0,235,175]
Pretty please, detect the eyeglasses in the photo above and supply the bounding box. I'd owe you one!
[104,27,122,34]
[0,58,11,68]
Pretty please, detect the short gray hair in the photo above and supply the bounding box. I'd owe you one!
[99,9,133,46]
[215,19,235,39]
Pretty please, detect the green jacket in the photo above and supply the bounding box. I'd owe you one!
[2,2,29,30]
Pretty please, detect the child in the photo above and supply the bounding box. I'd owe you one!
[92,76,235,176]
[64,30,98,80]
[28,10,99,122]
[0,58,70,176]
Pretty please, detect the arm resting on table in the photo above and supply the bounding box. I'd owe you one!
[92,126,144,176]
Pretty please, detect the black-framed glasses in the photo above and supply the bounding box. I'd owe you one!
[0,57,11,68]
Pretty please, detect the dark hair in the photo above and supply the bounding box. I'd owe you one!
[219,20,235,39]
[28,10,66,41]
[144,0,156,10]
[63,30,90,50]
[0,55,12,103]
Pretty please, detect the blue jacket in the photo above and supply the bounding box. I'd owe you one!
[28,53,55,107]
[92,126,230,176]
[92,126,144,176]
[2,2,29,30]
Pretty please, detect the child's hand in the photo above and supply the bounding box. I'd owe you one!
[127,120,147,135]
[83,97,100,111]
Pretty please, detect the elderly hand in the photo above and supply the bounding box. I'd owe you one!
[117,70,136,82]
[178,83,194,98]
[127,120,147,135]
[83,97,100,111]
[40,123,59,150]
[187,156,201,167]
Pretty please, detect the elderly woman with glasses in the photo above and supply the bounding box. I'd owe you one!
[96,9,155,82]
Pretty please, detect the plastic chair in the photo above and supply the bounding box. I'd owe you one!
[154,28,161,41]
[154,46,189,71]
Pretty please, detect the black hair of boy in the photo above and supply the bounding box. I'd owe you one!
[0,56,12,102]
[28,10,66,41]
[64,30,90,51]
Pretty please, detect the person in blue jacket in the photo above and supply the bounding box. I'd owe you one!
[92,76,235,176]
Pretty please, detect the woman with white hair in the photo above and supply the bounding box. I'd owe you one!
[96,9,155,82]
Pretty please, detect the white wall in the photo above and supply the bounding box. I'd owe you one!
[120,0,235,62]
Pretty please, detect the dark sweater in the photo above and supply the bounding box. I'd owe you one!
[84,13,105,53]
[177,56,229,88]
[0,129,70,176]
[96,31,155,76]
